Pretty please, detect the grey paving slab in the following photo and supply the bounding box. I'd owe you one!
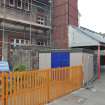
[48,74,105,105]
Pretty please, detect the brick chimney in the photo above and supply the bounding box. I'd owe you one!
[52,0,78,48]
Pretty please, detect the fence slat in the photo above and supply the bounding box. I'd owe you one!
[1,73,4,105]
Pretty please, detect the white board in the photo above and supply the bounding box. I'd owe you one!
[39,53,51,69]
[70,53,83,66]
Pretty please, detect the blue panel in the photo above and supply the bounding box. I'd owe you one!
[51,52,70,68]
[0,61,10,72]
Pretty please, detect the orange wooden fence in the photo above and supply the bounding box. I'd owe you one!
[0,65,83,105]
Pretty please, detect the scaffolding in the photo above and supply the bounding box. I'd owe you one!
[0,0,52,69]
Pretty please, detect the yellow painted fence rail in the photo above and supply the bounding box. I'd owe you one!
[0,65,83,105]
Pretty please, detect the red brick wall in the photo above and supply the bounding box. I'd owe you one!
[52,0,78,48]
[8,32,30,45]
[0,32,27,60]
[69,0,78,26]
[8,32,29,58]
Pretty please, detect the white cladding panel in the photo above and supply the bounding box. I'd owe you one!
[39,53,51,69]
[70,53,83,66]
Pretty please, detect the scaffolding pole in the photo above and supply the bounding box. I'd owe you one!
[49,0,52,47]
[29,0,32,45]
[2,0,6,60]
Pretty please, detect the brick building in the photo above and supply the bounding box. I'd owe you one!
[52,0,78,48]
[0,0,78,69]
[0,0,51,68]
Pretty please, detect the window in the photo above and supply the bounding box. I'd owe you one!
[21,39,24,44]
[36,16,45,25]
[13,39,30,46]
[37,42,41,46]
[17,0,22,9]
[16,39,19,43]
[24,0,29,11]
[9,0,15,7]
[36,40,46,46]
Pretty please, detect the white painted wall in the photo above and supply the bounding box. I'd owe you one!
[39,53,51,69]
[70,53,83,66]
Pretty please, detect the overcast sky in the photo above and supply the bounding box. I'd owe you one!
[78,0,105,33]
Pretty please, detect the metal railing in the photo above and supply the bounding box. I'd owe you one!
[0,65,83,105]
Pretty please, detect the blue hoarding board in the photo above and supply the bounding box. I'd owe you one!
[51,52,70,68]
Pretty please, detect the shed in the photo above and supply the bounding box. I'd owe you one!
[39,50,70,69]
[38,49,94,84]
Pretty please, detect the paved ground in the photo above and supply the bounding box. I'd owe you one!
[48,73,105,105]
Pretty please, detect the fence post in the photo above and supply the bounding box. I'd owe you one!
[5,73,8,105]
[10,72,13,105]
[47,70,50,103]
[14,72,16,105]
[1,73,5,105]
[81,66,83,87]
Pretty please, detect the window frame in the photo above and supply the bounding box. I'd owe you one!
[24,0,30,11]
[36,40,46,46]
[17,0,23,9]
[9,0,15,7]
[36,16,45,25]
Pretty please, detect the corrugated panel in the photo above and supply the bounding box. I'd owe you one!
[70,52,94,83]
[83,53,94,83]
[51,52,70,68]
